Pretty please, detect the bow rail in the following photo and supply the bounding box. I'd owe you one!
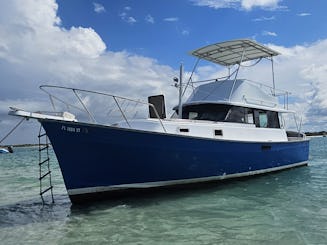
[38,85,167,132]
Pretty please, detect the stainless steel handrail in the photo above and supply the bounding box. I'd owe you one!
[39,85,167,132]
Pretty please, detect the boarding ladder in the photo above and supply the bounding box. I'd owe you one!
[38,125,54,204]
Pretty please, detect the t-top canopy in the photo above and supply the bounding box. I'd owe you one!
[190,39,280,66]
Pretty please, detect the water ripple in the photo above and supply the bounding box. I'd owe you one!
[1,139,327,244]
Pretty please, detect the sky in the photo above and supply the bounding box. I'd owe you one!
[1,0,327,144]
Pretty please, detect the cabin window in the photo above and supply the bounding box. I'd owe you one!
[267,111,280,128]
[225,107,245,123]
[182,104,231,122]
[259,112,268,127]
[246,109,254,124]
[254,110,280,128]
[178,104,280,128]
[189,112,198,120]
[225,107,254,124]
[180,104,256,124]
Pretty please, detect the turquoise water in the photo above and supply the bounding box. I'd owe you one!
[0,137,327,244]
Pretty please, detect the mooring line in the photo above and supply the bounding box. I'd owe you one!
[0,117,26,144]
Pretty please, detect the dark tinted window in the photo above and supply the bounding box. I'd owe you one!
[267,111,280,128]
[180,104,280,128]
[182,104,231,121]
[181,104,255,124]
[225,107,254,124]
[254,110,280,128]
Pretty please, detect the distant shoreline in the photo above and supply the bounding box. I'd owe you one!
[305,131,327,137]
[306,135,326,138]
[0,144,49,148]
[1,131,326,148]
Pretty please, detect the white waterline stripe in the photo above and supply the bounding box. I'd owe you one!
[67,161,307,196]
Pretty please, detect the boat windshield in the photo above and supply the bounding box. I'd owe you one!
[182,104,230,122]
[181,103,280,128]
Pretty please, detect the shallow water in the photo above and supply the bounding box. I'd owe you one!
[0,137,327,244]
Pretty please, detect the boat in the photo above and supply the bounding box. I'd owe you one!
[0,146,13,153]
[0,147,9,154]
[8,39,310,203]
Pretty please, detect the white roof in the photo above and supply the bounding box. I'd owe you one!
[184,80,289,112]
[190,39,279,66]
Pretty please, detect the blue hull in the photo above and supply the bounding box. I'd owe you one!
[41,120,309,203]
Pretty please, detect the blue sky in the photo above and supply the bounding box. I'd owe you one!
[1,0,327,144]
[56,0,327,68]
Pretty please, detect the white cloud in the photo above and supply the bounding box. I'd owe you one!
[119,6,136,24]
[191,0,285,11]
[120,12,137,24]
[126,16,137,24]
[241,0,281,10]
[297,12,311,17]
[262,30,277,36]
[254,41,327,131]
[145,14,155,24]
[0,0,178,144]
[164,17,179,22]
[191,0,239,9]
[252,16,275,21]
[93,2,106,13]
[182,30,190,36]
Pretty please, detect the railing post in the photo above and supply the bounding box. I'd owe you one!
[149,104,167,133]
[73,89,96,123]
[113,96,131,128]
[178,63,183,119]
[229,48,245,101]
[271,56,276,96]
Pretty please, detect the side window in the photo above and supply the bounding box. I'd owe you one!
[254,110,267,128]
[245,108,254,124]
[259,112,268,127]
[188,112,198,120]
[182,104,231,122]
[279,114,285,128]
[267,111,280,128]
[224,107,254,124]
[254,110,280,128]
[225,107,245,123]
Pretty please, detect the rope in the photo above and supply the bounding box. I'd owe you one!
[0,117,25,144]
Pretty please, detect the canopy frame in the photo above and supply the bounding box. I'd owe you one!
[177,39,281,118]
[190,39,279,66]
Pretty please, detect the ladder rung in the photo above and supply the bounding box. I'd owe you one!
[39,145,49,152]
[38,133,47,138]
[38,126,54,204]
[39,171,51,180]
[40,186,53,196]
[39,158,50,166]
